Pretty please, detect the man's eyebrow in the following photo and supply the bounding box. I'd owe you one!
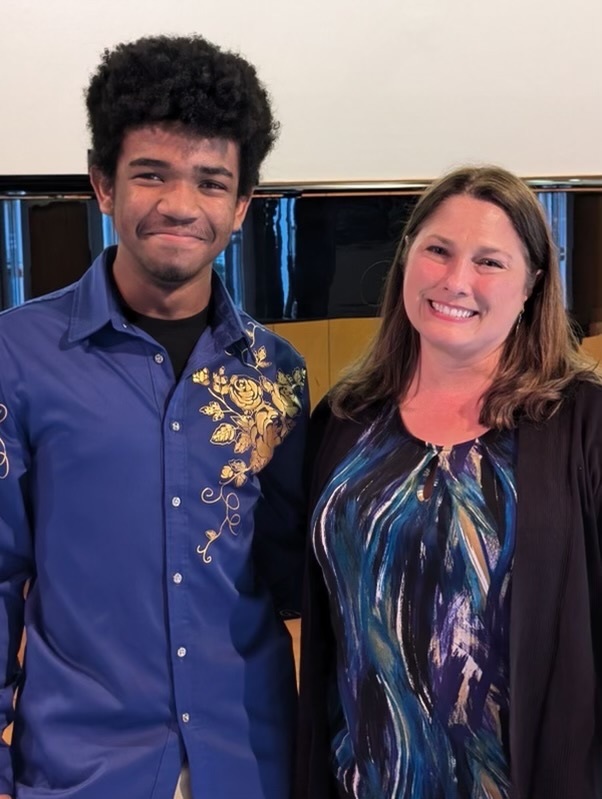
[193,165,235,180]
[128,158,170,169]
[127,158,234,180]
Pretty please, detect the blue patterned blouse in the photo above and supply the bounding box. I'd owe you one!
[312,404,517,799]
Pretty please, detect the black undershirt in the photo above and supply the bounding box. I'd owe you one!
[126,307,209,380]
[108,253,209,380]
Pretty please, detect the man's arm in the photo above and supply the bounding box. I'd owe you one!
[253,376,310,619]
[0,396,34,796]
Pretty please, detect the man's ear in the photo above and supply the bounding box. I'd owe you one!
[232,193,253,232]
[89,167,115,216]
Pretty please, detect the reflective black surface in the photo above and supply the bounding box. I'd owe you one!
[1,181,601,332]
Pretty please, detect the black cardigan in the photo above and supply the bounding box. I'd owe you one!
[296,381,602,799]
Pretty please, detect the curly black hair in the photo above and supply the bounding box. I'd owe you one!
[85,35,279,195]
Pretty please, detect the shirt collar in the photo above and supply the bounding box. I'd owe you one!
[67,247,249,349]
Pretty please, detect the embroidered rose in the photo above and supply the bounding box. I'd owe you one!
[228,377,263,412]
[195,321,307,562]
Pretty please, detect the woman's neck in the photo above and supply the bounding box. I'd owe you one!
[400,349,499,446]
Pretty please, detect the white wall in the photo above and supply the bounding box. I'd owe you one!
[2,0,601,180]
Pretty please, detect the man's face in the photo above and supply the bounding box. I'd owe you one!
[91,124,251,291]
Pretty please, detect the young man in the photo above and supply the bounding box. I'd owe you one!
[0,35,308,799]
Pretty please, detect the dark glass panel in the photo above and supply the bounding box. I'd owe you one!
[1,181,601,333]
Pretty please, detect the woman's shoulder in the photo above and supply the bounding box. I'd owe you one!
[309,394,384,442]
[306,395,385,504]
[562,376,602,419]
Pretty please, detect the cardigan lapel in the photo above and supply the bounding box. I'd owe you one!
[510,410,571,798]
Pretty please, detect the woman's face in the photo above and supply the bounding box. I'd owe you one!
[402,194,530,367]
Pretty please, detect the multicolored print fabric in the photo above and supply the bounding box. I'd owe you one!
[313,404,516,799]
[192,323,306,563]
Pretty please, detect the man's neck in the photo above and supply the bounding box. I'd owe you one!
[112,259,213,320]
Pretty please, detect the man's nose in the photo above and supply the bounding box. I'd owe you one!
[156,181,200,222]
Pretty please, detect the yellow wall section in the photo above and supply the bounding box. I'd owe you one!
[581,334,602,363]
[274,321,602,411]
[272,318,381,408]
[272,321,329,408]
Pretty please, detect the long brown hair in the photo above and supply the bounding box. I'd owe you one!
[330,165,600,426]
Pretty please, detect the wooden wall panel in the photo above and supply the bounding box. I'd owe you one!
[581,334,602,363]
[272,321,330,408]
[328,318,380,386]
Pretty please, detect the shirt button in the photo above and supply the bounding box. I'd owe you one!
[173,572,183,584]
[154,353,164,364]
[177,647,187,658]
[182,713,190,723]
[171,496,181,508]
[122,322,128,329]
[170,421,181,432]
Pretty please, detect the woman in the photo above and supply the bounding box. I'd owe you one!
[297,166,602,799]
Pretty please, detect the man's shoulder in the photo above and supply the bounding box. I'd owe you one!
[0,282,77,335]
[238,312,305,369]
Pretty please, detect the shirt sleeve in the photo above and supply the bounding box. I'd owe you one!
[253,370,310,618]
[0,392,34,794]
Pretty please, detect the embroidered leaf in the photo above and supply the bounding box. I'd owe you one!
[249,448,270,474]
[211,423,236,444]
[236,415,253,433]
[200,401,222,416]
[292,367,306,387]
[260,376,274,394]
[253,346,272,368]
[220,464,235,481]
[205,529,218,541]
[234,432,252,454]
[212,373,229,395]
[192,368,210,386]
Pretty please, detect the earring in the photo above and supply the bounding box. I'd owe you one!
[515,308,524,331]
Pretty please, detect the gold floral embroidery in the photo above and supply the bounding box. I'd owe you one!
[194,323,305,563]
[0,404,9,479]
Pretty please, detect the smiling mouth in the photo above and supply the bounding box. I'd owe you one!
[147,232,205,245]
[151,231,200,238]
[429,300,477,319]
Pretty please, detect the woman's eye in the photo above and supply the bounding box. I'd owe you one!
[480,258,504,269]
[427,245,447,256]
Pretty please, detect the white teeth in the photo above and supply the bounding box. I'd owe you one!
[430,301,475,319]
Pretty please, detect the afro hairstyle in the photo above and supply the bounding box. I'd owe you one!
[85,34,279,195]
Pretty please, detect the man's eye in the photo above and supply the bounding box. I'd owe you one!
[200,181,226,191]
[135,173,162,181]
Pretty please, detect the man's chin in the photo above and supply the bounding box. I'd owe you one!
[147,263,208,286]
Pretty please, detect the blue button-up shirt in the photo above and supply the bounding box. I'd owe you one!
[0,249,309,798]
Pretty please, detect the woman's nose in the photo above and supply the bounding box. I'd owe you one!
[442,256,472,294]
